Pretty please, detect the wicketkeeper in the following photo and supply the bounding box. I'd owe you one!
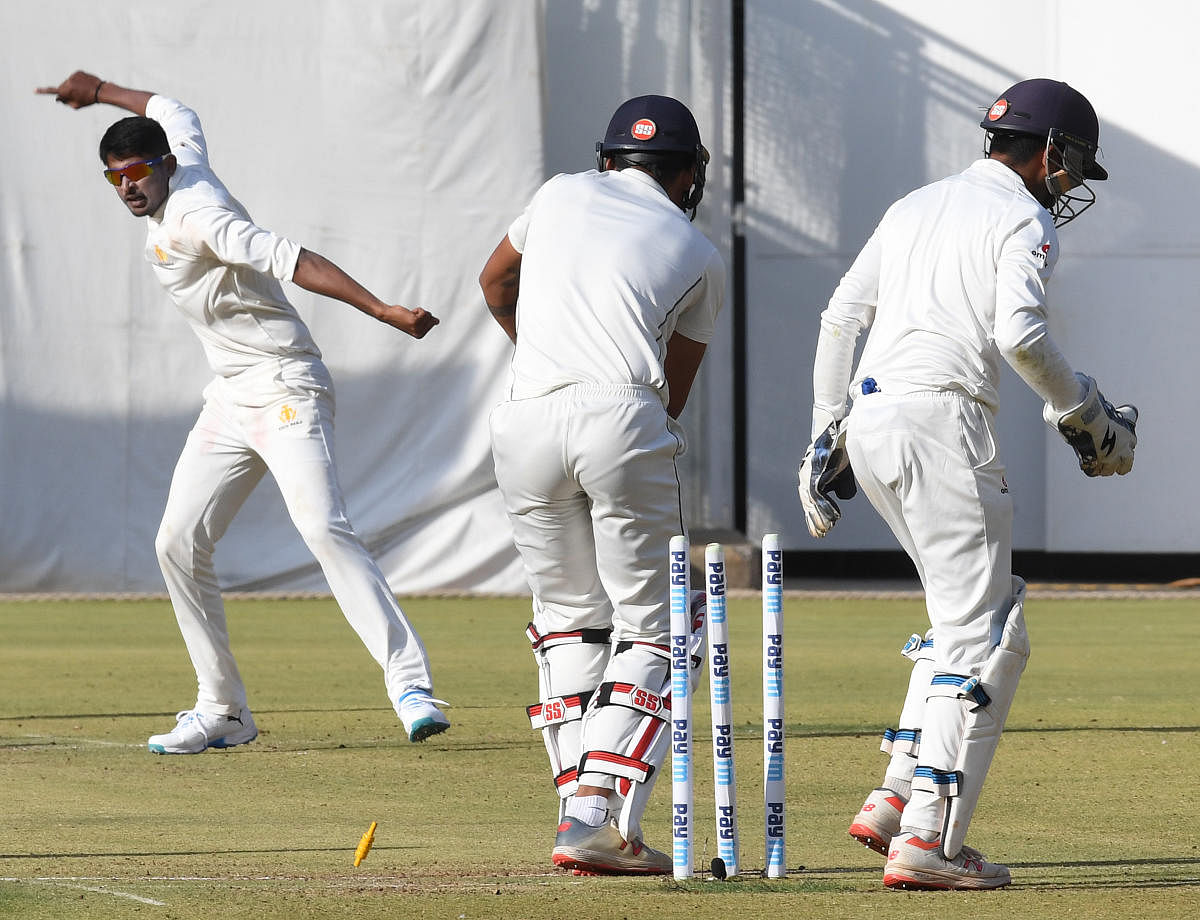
[798,78,1136,890]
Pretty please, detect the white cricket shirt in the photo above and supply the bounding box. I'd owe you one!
[819,157,1077,419]
[143,96,318,377]
[505,168,724,404]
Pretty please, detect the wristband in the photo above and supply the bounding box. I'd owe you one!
[93,81,105,104]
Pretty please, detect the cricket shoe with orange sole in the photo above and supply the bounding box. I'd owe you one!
[848,787,907,855]
[551,816,670,875]
[883,832,1011,891]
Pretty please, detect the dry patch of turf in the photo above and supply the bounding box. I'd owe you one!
[1,595,1197,919]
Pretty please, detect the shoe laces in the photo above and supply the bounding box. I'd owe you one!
[398,690,448,709]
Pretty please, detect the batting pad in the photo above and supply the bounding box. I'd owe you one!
[941,577,1030,859]
[527,627,610,813]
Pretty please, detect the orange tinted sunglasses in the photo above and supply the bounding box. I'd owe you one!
[103,156,166,187]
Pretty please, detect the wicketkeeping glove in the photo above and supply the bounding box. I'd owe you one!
[797,420,857,538]
[1043,373,1138,477]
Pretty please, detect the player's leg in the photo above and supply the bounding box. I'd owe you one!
[151,389,266,753]
[556,387,688,873]
[490,390,619,858]
[848,630,934,854]
[525,608,612,811]
[891,395,1015,841]
[852,392,1018,889]
[252,376,444,740]
[843,409,932,852]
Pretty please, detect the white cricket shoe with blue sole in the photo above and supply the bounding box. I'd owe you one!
[147,708,257,754]
[397,689,450,742]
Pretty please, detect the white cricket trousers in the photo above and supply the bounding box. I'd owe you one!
[846,388,1015,833]
[846,389,1013,669]
[490,383,687,644]
[491,383,686,807]
[154,357,433,716]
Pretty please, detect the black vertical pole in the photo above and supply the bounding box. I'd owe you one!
[731,0,747,534]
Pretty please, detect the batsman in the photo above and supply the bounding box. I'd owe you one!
[797,78,1137,890]
[480,94,723,875]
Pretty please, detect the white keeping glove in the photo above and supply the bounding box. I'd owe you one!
[1043,373,1138,477]
[797,420,857,538]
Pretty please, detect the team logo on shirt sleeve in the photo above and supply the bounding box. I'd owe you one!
[1031,242,1052,264]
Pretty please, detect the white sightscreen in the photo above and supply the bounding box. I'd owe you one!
[742,0,1200,554]
[1,1,547,592]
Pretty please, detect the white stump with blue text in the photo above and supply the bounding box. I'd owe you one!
[706,542,740,878]
[669,535,693,879]
[762,533,786,877]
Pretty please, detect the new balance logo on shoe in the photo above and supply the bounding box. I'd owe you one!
[883,832,1011,891]
[849,787,906,855]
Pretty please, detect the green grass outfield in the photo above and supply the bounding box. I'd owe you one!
[1,592,1197,919]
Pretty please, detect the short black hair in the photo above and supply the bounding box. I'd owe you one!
[99,116,169,163]
[986,129,1045,166]
[610,150,693,187]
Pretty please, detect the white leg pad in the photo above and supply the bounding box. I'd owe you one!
[881,630,935,776]
[576,644,670,843]
[527,625,610,814]
[600,591,706,843]
[941,577,1030,858]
